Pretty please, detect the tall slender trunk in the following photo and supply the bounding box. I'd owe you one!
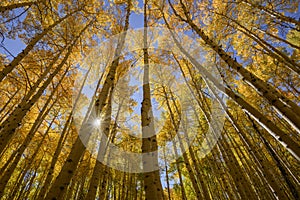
[163,149,172,200]
[166,18,300,161]
[85,87,113,200]
[0,89,18,118]
[171,140,187,200]
[0,19,91,156]
[0,59,69,154]
[206,75,297,199]
[174,56,256,199]
[0,98,58,197]
[215,11,300,75]
[0,10,78,83]
[248,115,300,200]
[168,0,300,132]
[241,0,300,28]
[255,28,300,50]
[1,112,56,198]
[38,59,93,199]
[37,113,72,199]
[161,86,200,199]
[0,1,36,12]
[44,5,131,199]
[64,180,76,200]
[141,1,164,199]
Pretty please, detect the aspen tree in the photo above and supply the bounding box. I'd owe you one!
[44,2,131,199]
[141,1,164,199]
[168,0,300,131]
[0,9,79,83]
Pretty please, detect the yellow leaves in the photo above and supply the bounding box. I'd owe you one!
[212,0,227,13]
[248,55,274,81]
[234,77,261,108]
[0,54,8,67]
[114,0,126,5]
[231,32,251,59]
[43,14,55,27]
[287,29,300,47]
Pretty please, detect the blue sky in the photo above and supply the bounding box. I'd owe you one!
[0,38,25,58]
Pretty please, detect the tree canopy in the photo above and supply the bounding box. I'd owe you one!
[0,0,299,199]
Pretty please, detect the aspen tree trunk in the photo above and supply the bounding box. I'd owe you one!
[0,99,57,197]
[126,174,132,199]
[0,18,92,156]
[199,138,238,199]
[200,67,289,198]
[171,140,187,200]
[17,146,45,200]
[141,1,164,199]
[175,81,254,199]
[169,0,300,132]
[121,172,127,199]
[73,182,81,200]
[0,89,18,118]
[1,114,55,199]
[232,137,275,199]
[174,56,236,199]
[162,92,185,200]
[96,102,122,200]
[216,12,300,75]
[161,86,202,199]
[0,10,78,83]
[206,79,295,199]
[8,168,31,199]
[168,90,211,200]
[139,179,144,200]
[0,50,72,154]
[163,149,172,200]
[32,166,48,199]
[255,28,300,50]
[0,1,36,12]
[44,4,131,199]
[186,146,211,200]
[175,57,234,199]
[133,176,138,200]
[38,62,93,199]
[177,58,257,199]
[98,141,114,199]
[85,88,113,200]
[224,87,300,161]
[181,137,211,199]
[126,175,132,200]
[209,144,243,199]
[76,173,88,200]
[18,168,38,200]
[248,116,300,200]
[0,102,18,125]
[241,0,300,28]
[171,85,239,199]
[39,55,93,199]
[37,113,72,199]
[64,180,76,200]
[0,147,19,175]
[166,17,300,160]
[5,164,30,200]
[219,136,258,199]
[191,70,275,199]
[21,170,38,200]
